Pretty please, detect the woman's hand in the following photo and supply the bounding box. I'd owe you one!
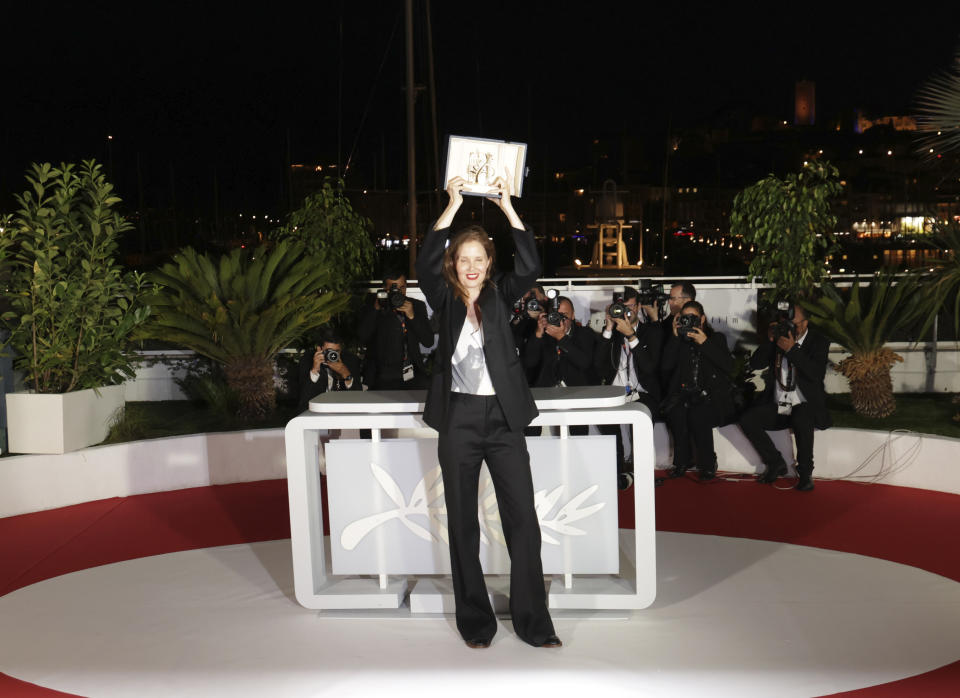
[434,176,467,230]
[487,168,523,229]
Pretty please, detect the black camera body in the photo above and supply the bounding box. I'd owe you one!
[774,299,795,339]
[637,279,669,307]
[512,295,542,318]
[377,283,407,310]
[547,308,566,327]
[323,348,341,363]
[677,313,701,341]
[609,291,629,320]
[544,288,566,327]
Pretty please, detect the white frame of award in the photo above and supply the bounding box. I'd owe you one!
[443,135,528,198]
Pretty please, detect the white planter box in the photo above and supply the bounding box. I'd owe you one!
[5,385,125,454]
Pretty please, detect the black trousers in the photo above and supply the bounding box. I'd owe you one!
[738,401,815,476]
[437,392,555,645]
[664,399,724,468]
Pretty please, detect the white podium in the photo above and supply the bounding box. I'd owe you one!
[283,386,655,611]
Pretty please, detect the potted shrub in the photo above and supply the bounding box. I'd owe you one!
[0,161,151,453]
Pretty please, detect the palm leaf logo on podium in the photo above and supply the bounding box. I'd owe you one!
[340,464,446,550]
[340,463,607,550]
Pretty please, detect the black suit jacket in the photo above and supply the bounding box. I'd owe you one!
[749,328,832,429]
[357,295,435,389]
[416,224,541,433]
[297,349,362,412]
[594,320,662,407]
[523,322,598,388]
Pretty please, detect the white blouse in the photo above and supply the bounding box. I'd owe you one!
[450,316,495,395]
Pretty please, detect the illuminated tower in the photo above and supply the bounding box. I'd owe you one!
[795,80,815,126]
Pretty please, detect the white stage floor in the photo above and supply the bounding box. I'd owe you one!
[2,531,959,697]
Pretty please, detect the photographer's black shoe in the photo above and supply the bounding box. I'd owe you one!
[667,464,690,479]
[617,472,634,490]
[757,463,787,484]
[795,475,815,492]
[698,464,717,481]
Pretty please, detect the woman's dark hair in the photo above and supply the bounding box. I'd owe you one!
[681,300,713,335]
[442,225,496,304]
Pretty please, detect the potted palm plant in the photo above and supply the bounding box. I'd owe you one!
[0,161,151,453]
[800,274,921,418]
[142,241,350,421]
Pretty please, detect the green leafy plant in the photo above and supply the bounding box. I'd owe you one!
[800,274,922,418]
[730,160,842,300]
[270,178,375,292]
[142,241,350,420]
[0,161,151,393]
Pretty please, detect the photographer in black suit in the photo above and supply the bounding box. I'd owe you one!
[357,269,435,390]
[510,284,548,385]
[296,328,362,412]
[523,296,597,389]
[662,301,735,481]
[738,304,831,491]
[523,295,597,437]
[594,287,662,488]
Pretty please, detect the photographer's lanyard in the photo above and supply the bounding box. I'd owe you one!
[555,344,566,387]
[325,368,346,392]
[776,354,797,391]
[681,350,702,394]
[620,339,636,392]
[398,314,414,382]
[397,314,408,363]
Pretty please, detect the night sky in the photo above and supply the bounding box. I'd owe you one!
[4,2,960,218]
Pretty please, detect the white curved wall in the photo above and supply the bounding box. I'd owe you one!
[1,425,957,519]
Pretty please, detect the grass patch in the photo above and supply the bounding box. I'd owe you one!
[826,393,960,439]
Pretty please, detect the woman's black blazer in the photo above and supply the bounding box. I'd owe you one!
[415,224,541,433]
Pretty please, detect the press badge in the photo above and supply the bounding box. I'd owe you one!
[402,364,415,382]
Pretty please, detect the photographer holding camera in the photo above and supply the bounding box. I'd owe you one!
[737,303,830,492]
[358,268,435,390]
[661,300,735,481]
[511,284,548,384]
[636,281,695,337]
[594,286,662,488]
[297,328,362,412]
[523,294,597,395]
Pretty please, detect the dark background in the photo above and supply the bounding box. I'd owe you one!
[3,2,960,222]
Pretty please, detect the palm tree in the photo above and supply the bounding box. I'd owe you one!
[144,241,350,420]
[916,47,960,155]
[800,274,922,418]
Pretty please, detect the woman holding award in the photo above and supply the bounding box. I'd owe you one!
[415,173,560,649]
